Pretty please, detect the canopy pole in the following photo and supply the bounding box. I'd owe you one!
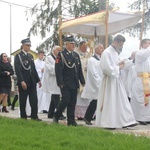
[139,1,145,49]
[105,0,109,48]
[59,15,63,49]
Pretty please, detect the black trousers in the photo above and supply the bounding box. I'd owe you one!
[11,95,18,108]
[18,86,38,119]
[84,99,97,122]
[55,87,77,124]
[7,94,11,106]
[48,94,60,117]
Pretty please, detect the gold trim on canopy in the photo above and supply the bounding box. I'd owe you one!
[59,11,106,31]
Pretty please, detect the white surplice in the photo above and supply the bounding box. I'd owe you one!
[35,58,49,112]
[81,55,103,100]
[96,45,136,128]
[131,47,150,121]
[41,55,61,95]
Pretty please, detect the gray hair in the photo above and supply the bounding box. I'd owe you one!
[52,45,61,52]
[94,43,103,52]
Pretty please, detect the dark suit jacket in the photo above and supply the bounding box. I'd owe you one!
[14,51,40,88]
[0,60,14,87]
[55,48,85,89]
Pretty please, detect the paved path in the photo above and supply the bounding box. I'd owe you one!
[1,107,150,137]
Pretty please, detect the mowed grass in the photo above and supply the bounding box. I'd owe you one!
[0,116,150,150]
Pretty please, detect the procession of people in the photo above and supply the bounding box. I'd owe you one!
[1,35,150,129]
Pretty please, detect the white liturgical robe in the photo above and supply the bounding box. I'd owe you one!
[95,45,136,128]
[131,47,150,121]
[81,55,103,100]
[42,55,61,95]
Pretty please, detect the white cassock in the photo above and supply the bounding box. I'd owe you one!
[42,54,60,101]
[131,47,150,121]
[74,49,92,117]
[96,45,136,128]
[81,55,103,100]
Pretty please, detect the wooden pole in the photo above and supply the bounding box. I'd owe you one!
[59,15,63,49]
[139,0,145,49]
[105,0,109,48]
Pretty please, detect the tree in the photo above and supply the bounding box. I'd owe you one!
[27,0,112,51]
[123,0,150,38]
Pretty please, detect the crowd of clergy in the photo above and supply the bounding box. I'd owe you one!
[1,35,150,128]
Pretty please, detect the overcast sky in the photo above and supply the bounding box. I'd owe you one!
[0,0,44,56]
[0,0,149,59]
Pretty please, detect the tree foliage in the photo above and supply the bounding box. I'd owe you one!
[27,0,110,51]
[122,0,150,38]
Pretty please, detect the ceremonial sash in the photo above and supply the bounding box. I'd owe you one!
[137,72,150,105]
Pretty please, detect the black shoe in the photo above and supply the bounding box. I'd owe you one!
[53,115,59,123]
[83,118,93,125]
[104,128,116,130]
[11,106,15,110]
[48,114,53,118]
[67,122,77,126]
[77,117,84,120]
[59,115,66,120]
[138,121,147,125]
[43,110,48,113]
[122,123,138,128]
[32,118,42,121]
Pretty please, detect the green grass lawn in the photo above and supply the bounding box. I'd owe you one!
[0,116,150,150]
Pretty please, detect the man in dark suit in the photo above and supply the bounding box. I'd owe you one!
[53,36,85,126]
[14,38,42,121]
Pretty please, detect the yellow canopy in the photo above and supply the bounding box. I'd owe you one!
[59,11,142,37]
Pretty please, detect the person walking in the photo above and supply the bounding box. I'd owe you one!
[81,43,104,125]
[14,38,42,121]
[0,53,14,113]
[75,41,92,120]
[42,46,65,120]
[53,36,85,126]
[131,38,150,125]
[95,35,137,129]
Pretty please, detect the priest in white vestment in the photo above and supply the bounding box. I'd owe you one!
[81,43,104,125]
[96,35,136,129]
[42,46,65,119]
[131,38,150,125]
[74,41,92,119]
